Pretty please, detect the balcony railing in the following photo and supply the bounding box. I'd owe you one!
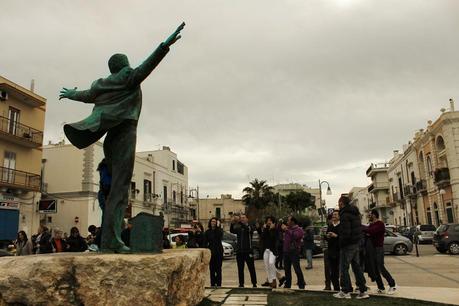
[434,168,450,187]
[416,180,427,194]
[0,166,41,192]
[0,116,43,147]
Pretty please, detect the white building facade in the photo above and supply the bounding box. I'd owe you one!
[42,143,189,235]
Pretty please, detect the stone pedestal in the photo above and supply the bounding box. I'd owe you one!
[0,249,210,306]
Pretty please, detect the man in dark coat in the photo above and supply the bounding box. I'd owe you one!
[59,23,185,253]
[333,196,369,299]
[230,214,257,287]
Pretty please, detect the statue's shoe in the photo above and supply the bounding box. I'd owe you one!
[114,245,132,254]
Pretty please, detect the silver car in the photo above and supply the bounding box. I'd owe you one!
[416,224,437,243]
[384,230,413,255]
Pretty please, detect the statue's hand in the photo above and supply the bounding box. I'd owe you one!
[164,22,185,47]
[59,87,77,100]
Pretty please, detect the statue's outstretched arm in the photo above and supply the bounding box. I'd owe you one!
[128,22,185,88]
[59,87,96,103]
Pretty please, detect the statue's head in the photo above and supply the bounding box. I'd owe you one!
[108,53,130,73]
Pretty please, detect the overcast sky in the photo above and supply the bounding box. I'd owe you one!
[2,0,459,207]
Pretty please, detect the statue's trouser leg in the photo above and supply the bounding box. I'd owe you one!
[101,120,137,251]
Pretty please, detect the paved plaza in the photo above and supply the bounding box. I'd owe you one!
[211,245,459,305]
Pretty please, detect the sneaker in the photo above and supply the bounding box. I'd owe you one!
[252,284,257,288]
[376,289,386,294]
[333,291,351,299]
[356,292,370,299]
[323,287,332,291]
[387,285,397,295]
[279,276,286,287]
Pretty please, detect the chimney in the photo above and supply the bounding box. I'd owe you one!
[393,150,399,157]
[450,98,455,112]
[30,79,35,92]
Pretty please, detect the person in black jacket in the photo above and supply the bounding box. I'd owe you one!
[66,227,88,252]
[260,216,278,288]
[333,196,368,300]
[204,217,224,288]
[36,225,53,254]
[188,222,204,248]
[326,210,341,291]
[230,214,257,288]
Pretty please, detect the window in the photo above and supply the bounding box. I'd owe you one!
[172,160,175,171]
[177,161,185,175]
[180,190,183,204]
[216,207,221,219]
[2,151,16,184]
[163,186,168,204]
[427,208,432,225]
[144,179,152,202]
[130,182,136,199]
[8,107,20,135]
[427,155,433,176]
[173,190,176,204]
[446,202,454,223]
[434,202,440,226]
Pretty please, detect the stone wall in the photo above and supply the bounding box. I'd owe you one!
[0,249,210,306]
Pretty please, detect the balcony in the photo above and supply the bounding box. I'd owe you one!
[416,180,427,195]
[367,181,389,193]
[0,166,41,192]
[403,185,417,199]
[434,168,450,188]
[0,79,46,108]
[0,116,43,148]
[366,163,389,177]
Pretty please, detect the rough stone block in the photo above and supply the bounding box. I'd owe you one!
[0,249,210,306]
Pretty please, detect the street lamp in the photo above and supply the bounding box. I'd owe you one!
[319,180,332,223]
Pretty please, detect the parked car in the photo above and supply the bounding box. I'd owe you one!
[433,223,459,255]
[384,230,413,255]
[400,226,417,242]
[222,231,237,250]
[167,232,234,258]
[415,224,437,244]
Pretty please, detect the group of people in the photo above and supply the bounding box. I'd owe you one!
[14,224,103,255]
[323,196,397,299]
[200,195,397,300]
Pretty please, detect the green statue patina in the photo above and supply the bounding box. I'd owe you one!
[59,22,185,253]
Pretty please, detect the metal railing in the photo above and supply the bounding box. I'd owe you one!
[434,168,450,186]
[0,166,41,191]
[0,116,43,146]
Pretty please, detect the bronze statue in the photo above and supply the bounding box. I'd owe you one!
[59,22,185,253]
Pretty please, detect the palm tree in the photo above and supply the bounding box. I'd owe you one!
[242,179,274,211]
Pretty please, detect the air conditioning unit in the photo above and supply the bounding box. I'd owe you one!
[0,91,8,101]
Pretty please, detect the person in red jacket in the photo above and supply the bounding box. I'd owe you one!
[364,209,397,295]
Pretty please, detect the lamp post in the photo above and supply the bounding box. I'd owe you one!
[319,180,332,223]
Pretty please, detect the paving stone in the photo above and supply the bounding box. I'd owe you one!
[247,296,268,301]
[226,296,247,301]
[209,294,228,298]
[209,296,226,302]
[222,301,266,305]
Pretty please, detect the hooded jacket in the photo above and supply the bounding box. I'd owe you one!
[283,225,304,254]
[339,204,362,247]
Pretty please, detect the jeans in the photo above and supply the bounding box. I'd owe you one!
[284,251,306,289]
[323,249,331,288]
[306,249,313,268]
[374,247,396,290]
[339,243,367,294]
[236,252,257,286]
[329,255,340,291]
[263,249,277,282]
[209,254,223,287]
